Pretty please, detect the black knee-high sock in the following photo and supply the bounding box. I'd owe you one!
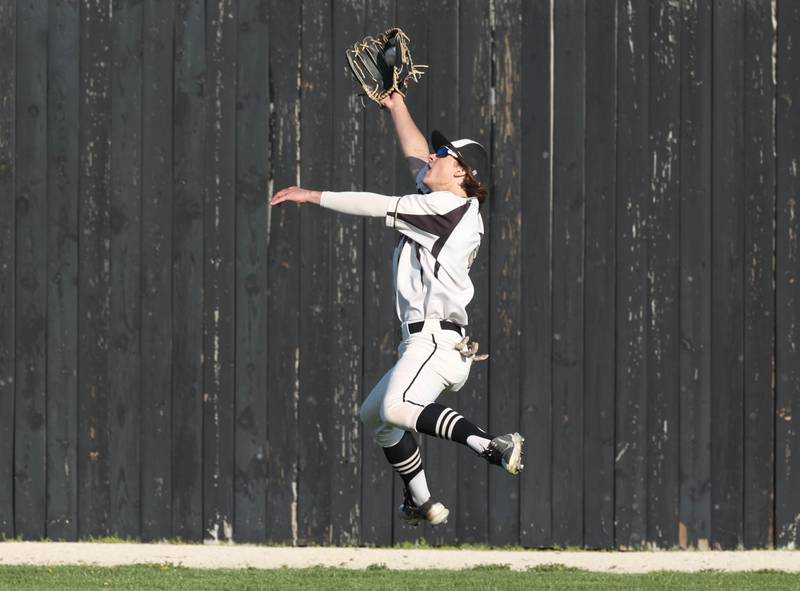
[383,432,431,505]
[415,402,494,453]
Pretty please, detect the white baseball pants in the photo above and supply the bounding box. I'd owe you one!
[359,319,473,448]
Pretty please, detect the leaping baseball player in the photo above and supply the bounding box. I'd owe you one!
[270,29,524,526]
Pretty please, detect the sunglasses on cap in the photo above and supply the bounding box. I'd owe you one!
[435,146,461,160]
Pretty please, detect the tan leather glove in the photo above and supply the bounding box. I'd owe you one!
[454,335,489,362]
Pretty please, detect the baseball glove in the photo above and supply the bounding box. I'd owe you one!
[454,336,489,362]
[345,27,427,107]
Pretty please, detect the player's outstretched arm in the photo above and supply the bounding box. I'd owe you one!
[383,92,428,161]
[270,186,321,207]
[271,186,396,218]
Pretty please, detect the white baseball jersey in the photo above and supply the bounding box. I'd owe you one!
[319,190,484,327]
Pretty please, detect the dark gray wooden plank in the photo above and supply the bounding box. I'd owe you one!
[488,0,522,547]
[0,0,15,540]
[741,0,775,550]
[235,0,269,543]
[297,0,333,545]
[710,0,745,550]
[550,0,585,548]
[203,0,236,543]
[678,0,712,550]
[78,0,113,538]
[140,0,175,542]
[172,0,206,541]
[423,0,459,547]
[582,0,616,550]
[329,0,365,545]
[456,0,491,546]
[519,0,552,549]
[359,0,397,547]
[109,0,143,539]
[776,0,800,551]
[392,0,429,546]
[614,0,649,549]
[265,0,300,545]
[46,0,80,542]
[15,0,48,541]
[646,0,680,549]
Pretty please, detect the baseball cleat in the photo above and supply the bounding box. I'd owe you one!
[481,433,525,475]
[399,488,450,526]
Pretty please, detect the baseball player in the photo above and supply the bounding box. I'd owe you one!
[270,91,524,527]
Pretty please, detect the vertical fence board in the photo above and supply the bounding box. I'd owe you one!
[583,0,617,550]
[46,0,80,542]
[235,0,269,544]
[0,0,13,542]
[109,0,143,539]
[710,0,745,550]
[551,0,585,548]
[456,0,491,546]
[78,0,113,538]
[360,0,397,548]
[519,0,552,548]
[678,0,712,550]
[742,0,775,550]
[776,0,800,551]
[423,0,460,546]
[14,0,47,540]
[298,0,333,545]
[488,0,522,547]
[140,0,175,542]
[615,0,649,549]
[265,0,300,544]
[203,0,236,543]
[172,0,206,541]
[329,0,365,545]
[646,0,680,550]
[392,0,428,545]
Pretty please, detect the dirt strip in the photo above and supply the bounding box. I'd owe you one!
[1,543,799,573]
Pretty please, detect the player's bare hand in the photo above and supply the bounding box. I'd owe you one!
[270,186,319,207]
[381,91,405,111]
[454,335,489,362]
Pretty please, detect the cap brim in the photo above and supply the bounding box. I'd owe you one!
[431,130,452,151]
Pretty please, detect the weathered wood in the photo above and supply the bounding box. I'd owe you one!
[678,0,712,550]
[360,0,397,548]
[742,0,775,550]
[583,0,617,550]
[646,0,681,550]
[710,0,745,550]
[109,0,143,539]
[550,0,585,549]
[140,0,175,542]
[776,0,800,551]
[615,0,650,549]
[46,0,80,543]
[392,0,429,546]
[235,0,270,544]
[0,0,13,542]
[488,0,522,547]
[14,0,48,540]
[78,0,113,538]
[297,0,333,545]
[456,0,491,546]
[265,0,301,545]
[203,0,236,543]
[423,0,459,547]
[172,0,206,541]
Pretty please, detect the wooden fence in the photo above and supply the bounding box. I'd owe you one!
[0,0,798,549]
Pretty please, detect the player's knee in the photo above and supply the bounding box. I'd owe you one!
[379,399,414,431]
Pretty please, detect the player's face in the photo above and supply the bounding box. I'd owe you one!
[424,147,465,190]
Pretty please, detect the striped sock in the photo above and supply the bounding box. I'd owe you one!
[415,402,494,454]
[383,431,431,506]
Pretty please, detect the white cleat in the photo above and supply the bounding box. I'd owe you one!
[481,433,525,475]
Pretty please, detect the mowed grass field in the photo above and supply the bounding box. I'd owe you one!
[0,564,797,590]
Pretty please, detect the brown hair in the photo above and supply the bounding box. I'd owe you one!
[460,166,488,209]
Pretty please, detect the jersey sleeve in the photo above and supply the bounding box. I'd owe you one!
[385,192,473,253]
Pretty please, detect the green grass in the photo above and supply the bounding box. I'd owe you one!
[0,565,797,590]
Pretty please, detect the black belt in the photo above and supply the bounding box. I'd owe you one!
[408,320,463,336]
